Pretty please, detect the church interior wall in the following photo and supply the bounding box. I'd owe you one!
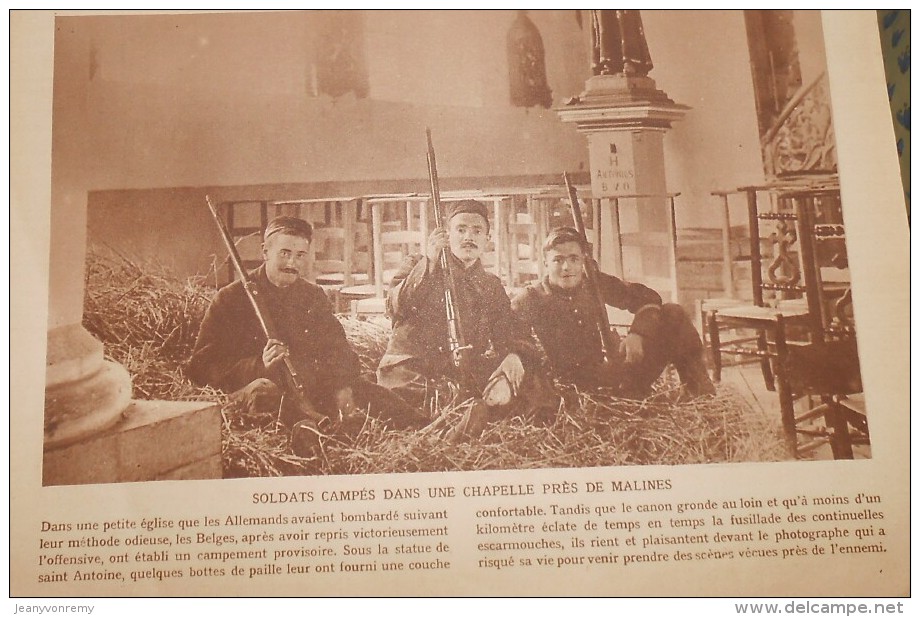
[46,10,826,281]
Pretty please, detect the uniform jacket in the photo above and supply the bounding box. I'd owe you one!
[511,272,662,381]
[186,265,361,394]
[378,254,536,378]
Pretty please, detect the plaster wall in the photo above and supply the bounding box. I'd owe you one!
[47,11,809,280]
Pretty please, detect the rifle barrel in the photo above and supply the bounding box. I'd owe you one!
[563,175,616,366]
[425,131,466,370]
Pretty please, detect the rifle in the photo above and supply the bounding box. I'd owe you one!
[426,128,469,371]
[563,173,620,371]
[205,196,328,430]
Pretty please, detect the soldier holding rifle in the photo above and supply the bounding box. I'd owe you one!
[512,184,714,399]
[187,214,425,455]
[376,199,555,439]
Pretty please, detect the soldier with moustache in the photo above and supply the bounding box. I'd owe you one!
[187,216,425,439]
[512,227,715,399]
[377,200,553,438]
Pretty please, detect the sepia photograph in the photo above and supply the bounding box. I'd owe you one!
[39,9,878,483]
[10,8,910,599]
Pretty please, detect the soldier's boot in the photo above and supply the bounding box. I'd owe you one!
[336,410,369,437]
[230,378,282,416]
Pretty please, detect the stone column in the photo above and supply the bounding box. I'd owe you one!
[557,74,688,301]
[42,21,221,485]
[44,23,132,450]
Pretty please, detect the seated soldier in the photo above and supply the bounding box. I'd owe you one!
[376,200,554,439]
[511,227,715,399]
[186,215,425,451]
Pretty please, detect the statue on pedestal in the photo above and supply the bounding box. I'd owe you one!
[590,10,653,77]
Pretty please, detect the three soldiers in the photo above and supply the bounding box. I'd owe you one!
[188,205,713,449]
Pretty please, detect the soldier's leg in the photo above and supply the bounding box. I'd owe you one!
[615,304,706,398]
[642,303,715,397]
[376,363,434,410]
[377,361,460,419]
[515,371,562,425]
[482,358,561,426]
[351,378,430,430]
[229,378,282,418]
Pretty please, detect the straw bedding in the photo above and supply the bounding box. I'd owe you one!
[83,248,788,477]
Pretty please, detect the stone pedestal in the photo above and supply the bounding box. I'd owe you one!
[44,323,132,449]
[557,74,689,303]
[40,23,223,484]
[44,399,222,486]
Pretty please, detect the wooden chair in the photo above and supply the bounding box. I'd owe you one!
[218,200,271,284]
[344,195,429,318]
[504,189,549,289]
[706,180,867,459]
[698,190,768,374]
[605,192,681,304]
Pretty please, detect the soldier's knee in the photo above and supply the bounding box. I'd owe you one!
[248,377,281,394]
[663,303,700,329]
[233,378,282,415]
[661,302,690,323]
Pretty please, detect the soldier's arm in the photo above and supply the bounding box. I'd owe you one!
[509,285,540,334]
[306,287,363,387]
[386,254,439,319]
[596,271,663,339]
[185,291,267,392]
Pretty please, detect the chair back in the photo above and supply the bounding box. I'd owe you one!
[740,180,848,339]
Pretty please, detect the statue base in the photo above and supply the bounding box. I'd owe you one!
[557,74,689,131]
[44,324,132,449]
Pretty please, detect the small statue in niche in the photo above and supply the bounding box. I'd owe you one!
[507,10,553,108]
[590,10,653,77]
[313,10,369,99]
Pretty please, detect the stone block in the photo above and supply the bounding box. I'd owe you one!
[116,400,221,483]
[43,399,221,486]
[42,430,119,486]
[158,455,223,481]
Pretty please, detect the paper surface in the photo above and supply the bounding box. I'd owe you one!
[9,10,910,598]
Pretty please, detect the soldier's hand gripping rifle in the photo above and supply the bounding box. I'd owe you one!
[426,128,471,372]
[205,196,328,432]
[564,173,620,374]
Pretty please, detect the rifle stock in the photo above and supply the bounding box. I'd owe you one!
[426,129,469,371]
[205,196,327,428]
[563,174,619,369]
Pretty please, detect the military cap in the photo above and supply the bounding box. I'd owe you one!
[264,216,313,242]
[444,199,490,232]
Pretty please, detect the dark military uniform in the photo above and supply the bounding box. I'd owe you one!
[187,265,424,428]
[512,272,713,397]
[377,253,543,413]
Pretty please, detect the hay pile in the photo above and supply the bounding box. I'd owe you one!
[83,248,788,477]
[84,248,217,401]
[310,385,786,475]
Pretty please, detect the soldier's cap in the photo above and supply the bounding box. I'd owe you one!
[543,226,589,254]
[264,216,313,242]
[445,199,490,232]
